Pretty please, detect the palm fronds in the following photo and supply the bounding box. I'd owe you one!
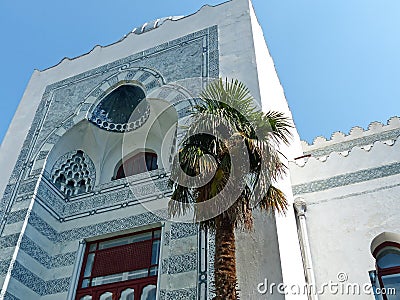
[169,78,292,230]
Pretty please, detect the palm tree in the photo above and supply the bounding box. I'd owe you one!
[168,78,292,299]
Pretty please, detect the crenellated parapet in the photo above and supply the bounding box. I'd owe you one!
[298,116,400,163]
[291,137,400,184]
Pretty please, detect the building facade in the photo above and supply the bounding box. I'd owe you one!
[290,117,400,300]
[0,0,398,299]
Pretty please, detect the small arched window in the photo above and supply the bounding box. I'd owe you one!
[115,152,158,180]
[370,233,400,300]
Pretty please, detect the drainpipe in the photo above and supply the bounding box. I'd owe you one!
[67,240,86,300]
[294,198,319,300]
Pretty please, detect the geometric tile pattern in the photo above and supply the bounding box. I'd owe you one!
[0,260,10,276]
[0,212,201,296]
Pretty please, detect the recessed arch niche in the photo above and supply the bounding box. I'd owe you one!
[45,97,179,186]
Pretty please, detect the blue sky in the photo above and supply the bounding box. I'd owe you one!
[0,0,399,145]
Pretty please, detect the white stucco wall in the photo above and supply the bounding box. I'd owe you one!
[0,0,309,299]
[290,117,400,299]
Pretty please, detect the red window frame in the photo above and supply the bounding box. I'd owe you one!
[76,228,161,300]
[373,241,400,300]
[115,152,158,180]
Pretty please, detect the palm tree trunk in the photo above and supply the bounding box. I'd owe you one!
[214,216,238,300]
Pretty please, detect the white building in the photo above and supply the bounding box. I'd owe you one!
[0,0,398,299]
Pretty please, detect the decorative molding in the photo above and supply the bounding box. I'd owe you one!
[0,215,202,296]
[163,232,170,246]
[294,137,400,167]
[86,69,162,132]
[0,211,204,298]
[33,174,170,222]
[37,151,50,161]
[0,259,10,276]
[0,236,77,276]
[198,228,208,300]
[17,180,37,196]
[302,116,400,158]
[29,25,218,175]
[27,210,165,243]
[129,16,183,35]
[307,182,400,206]
[1,25,219,230]
[292,162,400,195]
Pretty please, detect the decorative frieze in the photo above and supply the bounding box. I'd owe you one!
[292,162,400,195]
[302,117,400,158]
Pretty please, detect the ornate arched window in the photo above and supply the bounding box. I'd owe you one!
[89,84,149,132]
[370,232,400,300]
[114,152,158,180]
